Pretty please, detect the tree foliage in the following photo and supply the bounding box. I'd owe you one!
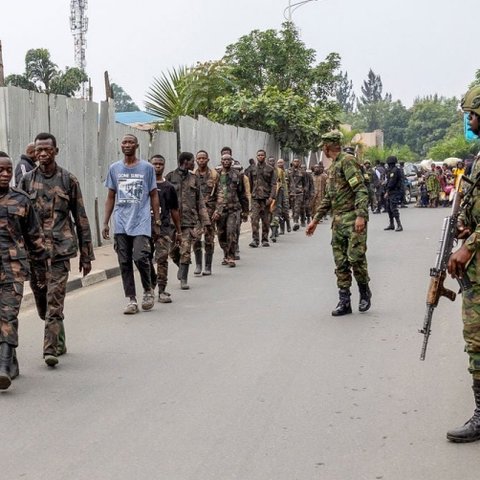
[427,134,479,161]
[111,83,139,112]
[404,95,460,157]
[5,48,86,97]
[335,71,356,113]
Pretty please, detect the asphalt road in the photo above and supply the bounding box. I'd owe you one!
[3,206,479,480]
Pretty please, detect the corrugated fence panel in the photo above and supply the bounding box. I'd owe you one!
[149,131,177,172]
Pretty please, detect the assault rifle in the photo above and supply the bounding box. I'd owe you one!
[419,173,480,360]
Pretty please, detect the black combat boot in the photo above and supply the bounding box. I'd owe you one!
[331,289,352,317]
[203,253,213,276]
[447,379,480,443]
[395,218,403,232]
[56,321,67,356]
[270,226,278,243]
[194,250,203,276]
[10,348,19,380]
[179,264,190,290]
[0,342,13,390]
[384,219,395,230]
[286,219,292,232]
[358,283,372,312]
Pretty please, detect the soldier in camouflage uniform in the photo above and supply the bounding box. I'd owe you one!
[213,154,249,267]
[246,150,277,247]
[446,86,480,442]
[306,131,371,316]
[302,165,314,225]
[0,152,48,389]
[19,133,94,367]
[276,159,291,234]
[311,163,328,215]
[362,160,378,212]
[193,150,218,276]
[166,152,211,289]
[288,158,308,231]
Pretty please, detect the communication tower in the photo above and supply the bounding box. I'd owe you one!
[70,0,88,95]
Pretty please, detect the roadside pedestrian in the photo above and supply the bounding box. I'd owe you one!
[193,150,218,276]
[306,131,371,316]
[19,132,95,367]
[148,155,182,303]
[166,152,211,289]
[102,134,159,315]
[446,85,480,442]
[0,152,48,389]
[14,142,36,186]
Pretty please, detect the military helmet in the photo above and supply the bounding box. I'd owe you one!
[386,155,398,165]
[321,130,343,146]
[461,85,480,115]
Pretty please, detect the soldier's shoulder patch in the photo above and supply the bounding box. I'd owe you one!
[348,175,360,188]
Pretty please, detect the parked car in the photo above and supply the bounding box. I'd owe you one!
[402,162,420,203]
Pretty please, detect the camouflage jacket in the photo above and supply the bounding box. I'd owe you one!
[215,169,249,215]
[18,165,95,263]
[194,168,218,214]
[288,167,307,195]
[165,168,211,228]
[313,153,369,222]
[461,157,480,256]
[0,187,48,284]
[247,162,277,201]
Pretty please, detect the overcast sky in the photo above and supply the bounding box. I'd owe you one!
[1,0,477,109]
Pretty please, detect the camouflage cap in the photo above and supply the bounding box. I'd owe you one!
[320,130,343,146]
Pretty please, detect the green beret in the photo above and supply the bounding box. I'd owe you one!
[321,130,343,145]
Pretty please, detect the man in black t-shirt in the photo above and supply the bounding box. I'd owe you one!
[149,155,182,303]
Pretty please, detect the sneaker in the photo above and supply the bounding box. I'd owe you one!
[142,291,155,311]
[158,291,172,304]
[124,300,139,315]
[249,240,259,248]
[262,241,270,247]
[44,354,59,367]
[292,224,300,231]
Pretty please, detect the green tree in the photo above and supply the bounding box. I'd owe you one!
[5,48,86,96]
[404,95,460,157]
[145,66,188,129]
[335,71,356,113]
[427,134,479,161]
[223,22,316,97]
[212,86,339,154]
[111,82,139,112]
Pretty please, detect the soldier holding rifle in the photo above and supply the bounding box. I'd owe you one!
[444,86,480,442]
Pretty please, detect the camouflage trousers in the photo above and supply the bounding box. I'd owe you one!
[462,262,480,379]
[30,259,70,356]
[150,233,173,289]
[330,214,370,289]
[193,224,216,255]
[217,209,240,259]
[170,227,199,265]
[291,193,305,224]
[251,199,271,242]
[0,282,23,347]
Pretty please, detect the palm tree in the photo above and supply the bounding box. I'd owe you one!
[145,66,188,129]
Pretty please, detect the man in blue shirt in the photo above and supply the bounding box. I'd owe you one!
[102,134,160,314]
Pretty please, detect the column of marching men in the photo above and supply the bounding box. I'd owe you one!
[0,132,329,391]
